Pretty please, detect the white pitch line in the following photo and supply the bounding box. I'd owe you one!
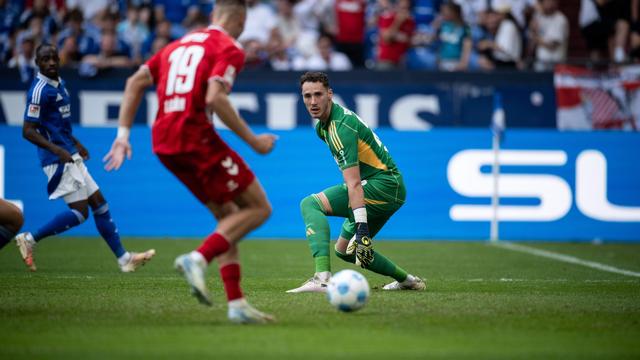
[491,241,640,278]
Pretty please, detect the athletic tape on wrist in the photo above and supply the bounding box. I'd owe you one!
[117,126,130,139]
[354,207,367,224]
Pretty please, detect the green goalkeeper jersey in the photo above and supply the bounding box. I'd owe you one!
[315,102,400,180]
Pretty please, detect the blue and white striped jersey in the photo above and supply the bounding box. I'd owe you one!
[24,72,77,167]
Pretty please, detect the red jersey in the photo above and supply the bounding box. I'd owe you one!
[377,11,415,64]
[144,25,245,155]
[335,0,366,44]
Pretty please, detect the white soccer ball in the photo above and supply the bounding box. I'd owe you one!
[326,269,370,312]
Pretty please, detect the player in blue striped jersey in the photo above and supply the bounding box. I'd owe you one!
[14,44,155,272]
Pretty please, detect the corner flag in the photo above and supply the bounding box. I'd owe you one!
[490,92,505,242]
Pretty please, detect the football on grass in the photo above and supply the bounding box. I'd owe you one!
[327,269,370,312]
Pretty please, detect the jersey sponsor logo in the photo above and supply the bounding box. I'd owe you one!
[27,104,40,118]
[58,104,71,118]
[221,156,239,176]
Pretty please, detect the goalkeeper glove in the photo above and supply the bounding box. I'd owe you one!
[351,222,374,267]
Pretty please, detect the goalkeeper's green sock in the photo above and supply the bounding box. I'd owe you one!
[335,248,408,282]
[300,195,331,273]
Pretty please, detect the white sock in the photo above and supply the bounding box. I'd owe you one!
[118,252,131,266]
[228,298,247,308]
[315,271,331,282]
[189,251,206,265]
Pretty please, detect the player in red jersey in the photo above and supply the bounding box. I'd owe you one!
[103,0,277,324]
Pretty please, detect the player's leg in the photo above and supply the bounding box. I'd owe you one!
[179,179,274,323]
[334,218,424,290]
[334,178,425,290]
[87,189,155,272]
[15,159,88,270]
[287,184,350,293]
[15,194,88,271]
[0,199,23,250]
[214,232,275,324]
[167,148,274,322]
[334,213,411,281]
[212,179,275,323]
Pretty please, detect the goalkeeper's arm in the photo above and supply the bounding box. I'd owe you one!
[342,166,373,266]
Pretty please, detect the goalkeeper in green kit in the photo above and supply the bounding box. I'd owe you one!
[287,72,426,293]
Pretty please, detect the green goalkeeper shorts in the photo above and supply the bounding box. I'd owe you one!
[319,173,406,240]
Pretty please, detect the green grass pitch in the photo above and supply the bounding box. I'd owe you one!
[1,238,639,359]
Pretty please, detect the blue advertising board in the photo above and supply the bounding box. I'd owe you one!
[2,125,639,241]
[0,69,556,129]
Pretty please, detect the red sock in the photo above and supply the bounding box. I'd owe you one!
[196,232,230,263]
[220,263,243,301]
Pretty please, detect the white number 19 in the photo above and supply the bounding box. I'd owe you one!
[165,45,205,96]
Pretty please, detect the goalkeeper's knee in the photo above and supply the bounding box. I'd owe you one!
[335,245,356,264]
[300,195,324,217]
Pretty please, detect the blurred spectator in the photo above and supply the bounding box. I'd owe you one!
[528,0,568,71]
[81,30,132,73]
[117,6,149,62]
[58,34,80,67]
[453,0,488,29]
[8,35,36,82]
[243,38,270,70]
[436,1,472,71]
[19,0,58,39]
[57,8,100,57]
[273,0,300,53]
[413,0,441,26]
[268,29,294,70]
[294,33,353,70]
[153,0,201,37]
[17,15,47,48]
[477,4,522,69]
[149,34,169,57]
[0,0,20,37]
[630,0,640,60]
[142,18,173,59]
[580,0,631,62]
[66,0,111,23]
[333,0,367,67]
[294,0,334,57]
[137,5,152,30]
[502,0,536,29]
[239,0,277,47]
[376,0,416,69]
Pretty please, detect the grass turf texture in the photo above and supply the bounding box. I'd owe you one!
[0,238,639,359]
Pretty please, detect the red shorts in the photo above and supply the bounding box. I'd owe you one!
[157,145,255,205]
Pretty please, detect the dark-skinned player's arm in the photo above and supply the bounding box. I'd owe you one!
[22,121,73,163]
[206,80,277,155]
[103,67,153,171]
[343,165,374,267]
[70,135,89,160]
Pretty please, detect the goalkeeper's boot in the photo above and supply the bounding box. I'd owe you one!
[15,232,36,271]
[228,298,276,324]
[286,272,330,293]
[174,253,212,306]
[383,275,426,291]
[120,249,156,272]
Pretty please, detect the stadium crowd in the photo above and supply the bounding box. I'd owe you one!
[2,0,635,80]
